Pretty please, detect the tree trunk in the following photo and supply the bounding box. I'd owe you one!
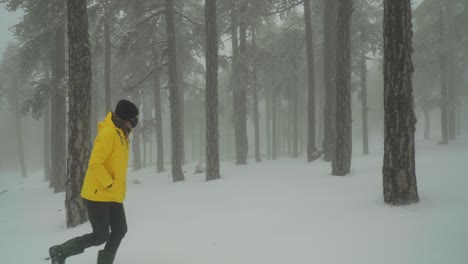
[175,9,186,165]
[205,0,220,181]
[265,84,272,159]
[66,0,92,227]
[252,27,261,163]
[423,107,430,140]
[132,95,142,171]
[44,99,51,181]
[332,0,352,176]
[10,80,27,178]
[304,0,318,162]
[382,0,419,205]
[272,90,277,160]
[165,0,185,182]
[322,0,337,161]
[439,6,449,145]
[235,1,248,164]
[153,47,164,172]
[51,11,67,192]
[360,29,369,155]
[292,62,299,159]
[104,0,112,112]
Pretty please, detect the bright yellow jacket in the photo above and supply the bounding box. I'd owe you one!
[81,112,130,203]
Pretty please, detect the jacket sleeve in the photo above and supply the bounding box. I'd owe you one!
[88,126,115,188]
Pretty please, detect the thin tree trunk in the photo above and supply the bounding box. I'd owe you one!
[322,0,337,161]
[360,29,369,155]
[439,6,449,145]
[382,0,419,205]
[104,0,112,112]
[51,12,67,192]
[132,95,142,171]
[235,1,249,164]
[44,99,51,181]
[153,47,164,172]
[205,0,220,180]
[165,0,185,182]
[142,94,147,168]
[272,90,277,160]
[304,0,318,162]
[292,62,299,159]
[265,84,272,159]
[423,107,430,140]
[11,80,27,178]
[66,0,92,227]
[252,27,261,163]
[332,0,352,176]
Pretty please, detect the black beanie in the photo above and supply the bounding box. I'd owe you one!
[115,99,139,120]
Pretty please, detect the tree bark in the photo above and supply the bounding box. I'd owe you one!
[382,0,419,205]
[322,0,337,161]
[360,29,369,155]
[165,0,185,182]
[304,0,318,162]
[205,0,220,180]
[332,0,353,176]
[153,47,164,172]
[66,0,92,227]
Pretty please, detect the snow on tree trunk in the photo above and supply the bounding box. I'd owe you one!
[382,0,419,205]
[322,0,337,162]
[165,0,185,182]
[66,0,92,227]
[304,0,318,162]
[332,0,352,176]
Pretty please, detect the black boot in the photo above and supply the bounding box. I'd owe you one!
[97,250,115,264]
[49,238,84,264]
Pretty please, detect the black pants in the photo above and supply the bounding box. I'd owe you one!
[76,200,128,254]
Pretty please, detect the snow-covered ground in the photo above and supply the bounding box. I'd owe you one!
[1,138,467,264]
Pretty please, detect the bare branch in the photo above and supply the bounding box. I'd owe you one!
[125,62,169,92]
[262,0,304,16]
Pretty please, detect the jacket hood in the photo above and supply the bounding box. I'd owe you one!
[98,112,116,133]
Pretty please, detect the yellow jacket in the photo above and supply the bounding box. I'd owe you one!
[81,112,130,203]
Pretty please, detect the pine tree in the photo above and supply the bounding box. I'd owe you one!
[382,0,419,205]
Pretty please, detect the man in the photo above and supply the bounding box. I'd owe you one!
[49,99,139,264]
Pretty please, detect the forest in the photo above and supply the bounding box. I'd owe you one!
[0,0,467,263]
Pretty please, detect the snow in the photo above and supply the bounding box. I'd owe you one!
[1,139,467,264]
